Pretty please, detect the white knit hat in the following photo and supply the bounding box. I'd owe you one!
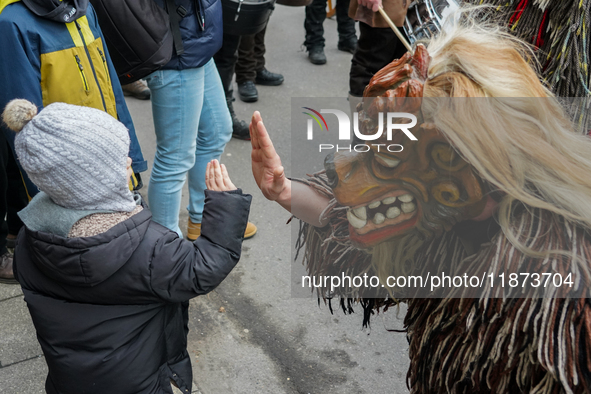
[2,99,136,212]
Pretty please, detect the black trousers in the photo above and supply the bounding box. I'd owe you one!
[214,33,241,102]
[236,27,266,84]
[214,27,267,101]
[304,0,356,50]
[0,131,27,255]
[349,22,409,96]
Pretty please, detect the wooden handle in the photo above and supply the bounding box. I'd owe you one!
[377,6,413,54]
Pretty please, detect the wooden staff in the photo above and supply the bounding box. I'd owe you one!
[377,6,414,54]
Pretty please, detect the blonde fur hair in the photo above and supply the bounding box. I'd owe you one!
[423,14,591,259]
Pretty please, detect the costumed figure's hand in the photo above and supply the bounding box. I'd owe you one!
[249,111,331,227]
[206,159,237,192]
[249,111,291,208]
[358,0,381,12]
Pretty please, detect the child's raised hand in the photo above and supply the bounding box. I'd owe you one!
[206,159,237,192]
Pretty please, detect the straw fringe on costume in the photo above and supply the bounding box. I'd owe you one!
[295,11,591,393]
[467,0,591,97]
[294,174,397,320]
[296,173,591,393]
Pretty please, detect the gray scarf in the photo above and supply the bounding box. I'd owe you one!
[18,192,141,237]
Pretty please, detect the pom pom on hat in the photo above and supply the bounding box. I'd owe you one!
[2,99,38,132]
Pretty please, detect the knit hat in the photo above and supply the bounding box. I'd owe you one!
[2,99,136,212]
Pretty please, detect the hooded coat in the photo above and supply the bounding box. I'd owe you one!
[13,189,251,394]
[0,0,148,192]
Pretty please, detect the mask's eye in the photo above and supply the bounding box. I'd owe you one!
[430,143,467,171]
[374,154,401,169]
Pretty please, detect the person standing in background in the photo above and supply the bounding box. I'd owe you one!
[215,26,283,140]
[146,0,257,240]
[234,27,284,104]
[304,0,358,65]
[348,0,409,96]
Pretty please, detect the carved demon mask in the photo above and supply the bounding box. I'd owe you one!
[326,45,488,248]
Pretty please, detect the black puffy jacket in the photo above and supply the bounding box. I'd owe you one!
[14,189,251,394]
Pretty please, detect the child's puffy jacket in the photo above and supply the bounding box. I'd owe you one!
[14,189,251,394]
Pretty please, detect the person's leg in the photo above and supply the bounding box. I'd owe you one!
[335,0,357,42]
[5,145,26,246]
[0,132,16,284]
[145,68,205,236]
[304,0,328,50]
[214,34,251,139]
[214,33,242,102]
[335,0,357,53]
[235,34,257,84]
[235,33,259,103]
[349,22,408,96]
[253,27,267,73]
[0,133,9,257]
[187,59,233,224]
[251,26,284,86]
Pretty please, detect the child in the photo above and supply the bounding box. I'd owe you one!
[3,99,251,394]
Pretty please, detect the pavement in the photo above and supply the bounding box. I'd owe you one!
[0,5,411,394]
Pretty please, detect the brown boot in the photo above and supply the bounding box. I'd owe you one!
[0,251,18,285]
[187,219,201,241]
[121,80,151,100]
[243,222,257,239]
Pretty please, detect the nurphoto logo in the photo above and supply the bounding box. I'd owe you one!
[302,107,418,152]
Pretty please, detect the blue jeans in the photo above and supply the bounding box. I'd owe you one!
[145,59,232,236]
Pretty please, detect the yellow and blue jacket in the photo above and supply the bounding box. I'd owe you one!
[0,0,147,196]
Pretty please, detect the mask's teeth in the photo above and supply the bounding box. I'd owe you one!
[386,206,401,219]
[376,155,401,168]
[347,209,367,229]
[382,196,397,205]
[352,206,367,220]
[398,194,414,203]
[368,201,381,209]
[401,202,416,213]
[373,213,386,225]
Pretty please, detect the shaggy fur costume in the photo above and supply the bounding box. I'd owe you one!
[294,10,591,393]
[296,173,591,393]
[466,0,591,97]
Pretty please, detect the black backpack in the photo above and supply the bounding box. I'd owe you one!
[90,0,185,84]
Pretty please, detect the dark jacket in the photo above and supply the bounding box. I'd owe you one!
[154,0,223,70]
[14,189,251,394]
